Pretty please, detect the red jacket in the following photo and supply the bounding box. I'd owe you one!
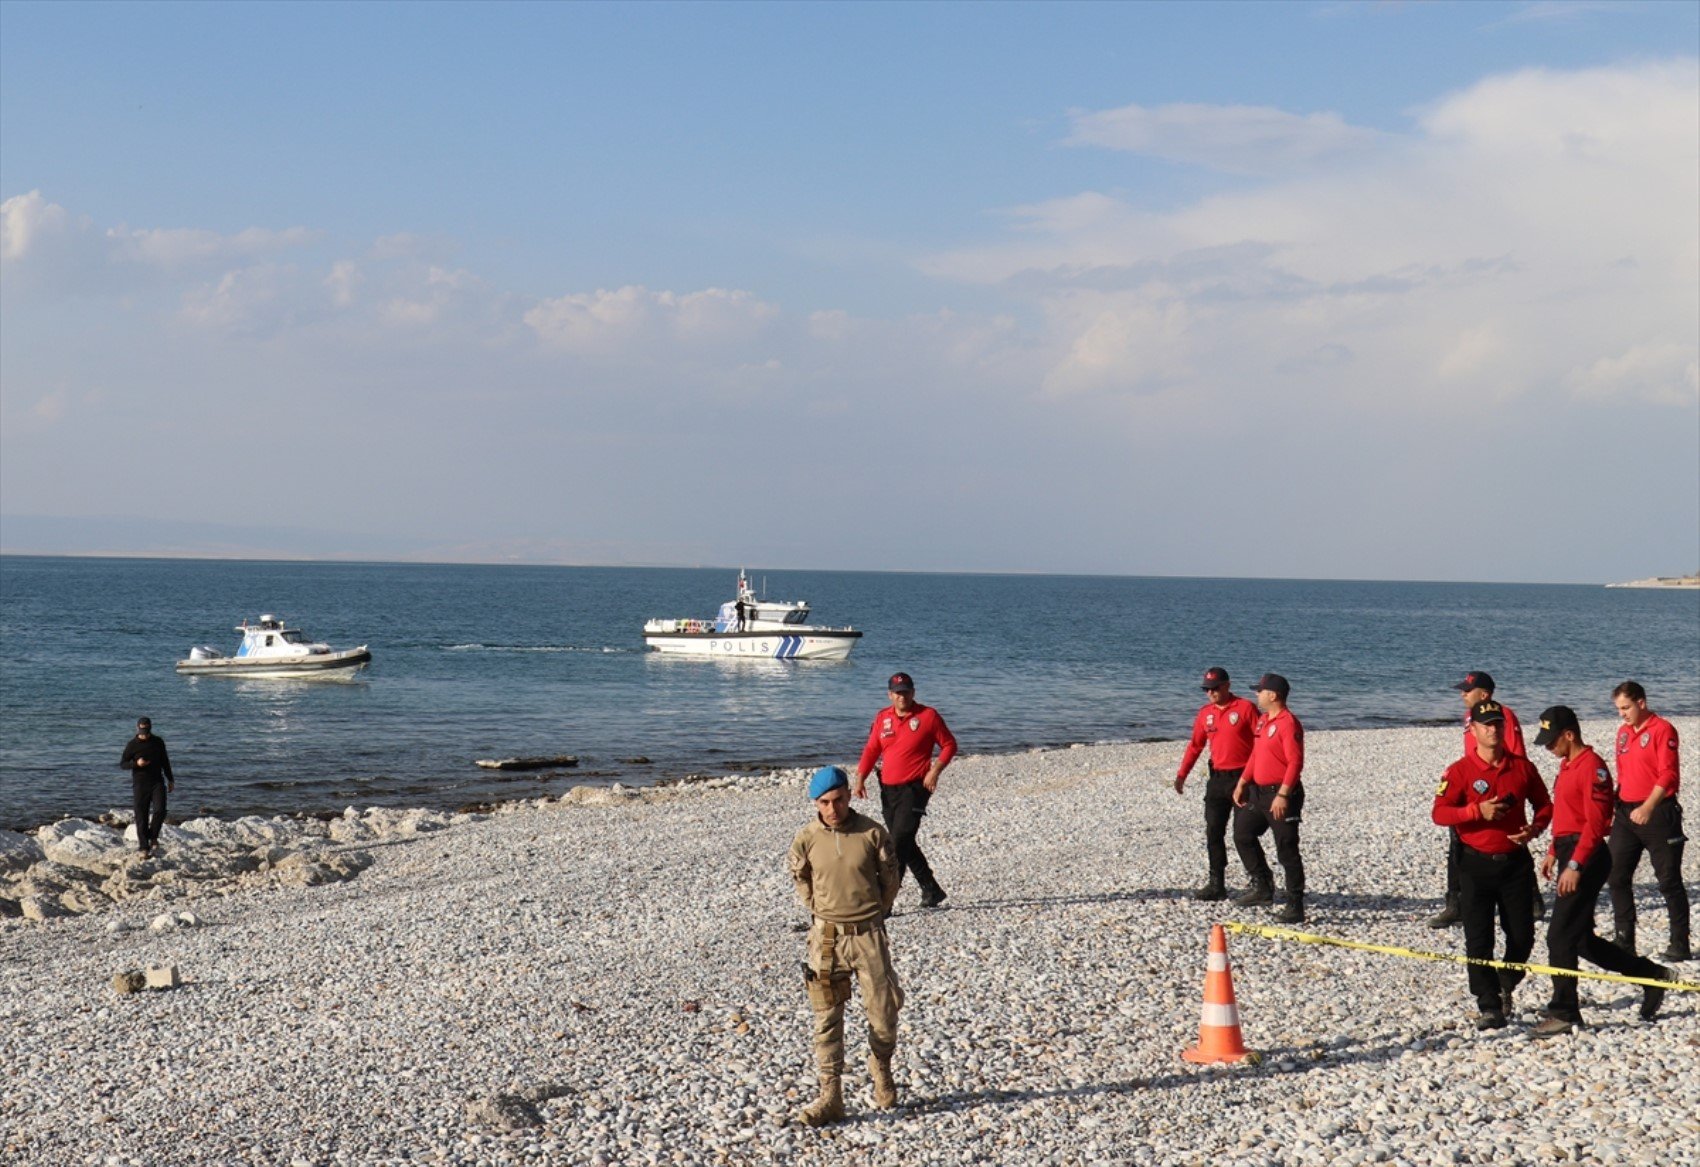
[1547,746,1616,869]
[1432,748,1552,854]
[1463,703,1526,759]
[1615,714,1680,803]
[1244,709,1303,789]
[1177,696,1258,778]
[858,702,958,787]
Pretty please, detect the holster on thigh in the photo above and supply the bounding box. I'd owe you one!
[807,975,852,1010]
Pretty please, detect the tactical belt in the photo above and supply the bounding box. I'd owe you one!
[816,918,882,939]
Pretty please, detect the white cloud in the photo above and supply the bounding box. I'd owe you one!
[1,190,72,261]
[524,285,779,355]
[108,224,318,268]
[1567,342,1700,407]
[1066,102,1384,174]
[928,60,1700,416]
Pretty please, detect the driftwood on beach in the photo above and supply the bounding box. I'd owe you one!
[474,755,580,771]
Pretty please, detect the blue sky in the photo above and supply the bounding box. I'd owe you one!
[3,1,1697,580]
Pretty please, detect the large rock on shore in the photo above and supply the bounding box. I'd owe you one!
[0,831,45,873]
[0,808,430,922]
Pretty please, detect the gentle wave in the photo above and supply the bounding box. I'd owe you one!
[443,643,635,654]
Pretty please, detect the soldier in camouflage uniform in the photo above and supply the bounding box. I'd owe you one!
[788,766,905,1126]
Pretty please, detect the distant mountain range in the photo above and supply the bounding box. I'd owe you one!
[0,513,440,562]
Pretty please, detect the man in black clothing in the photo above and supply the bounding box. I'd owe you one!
[120,717,174,856]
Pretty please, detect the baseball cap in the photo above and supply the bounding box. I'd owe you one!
[808,766,849,799]
[1470,699,1506,725]
[1201,667,1229,691]
[1251,673,1290,700]
[1532,705,1580,747]
[887,672,915,693]
[1453,671,1496,694]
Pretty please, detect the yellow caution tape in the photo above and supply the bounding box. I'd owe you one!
[1222,921,1700,993]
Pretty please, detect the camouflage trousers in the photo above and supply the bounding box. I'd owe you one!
[806,918,904,1078]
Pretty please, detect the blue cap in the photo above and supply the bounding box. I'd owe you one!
[808,766,849,799]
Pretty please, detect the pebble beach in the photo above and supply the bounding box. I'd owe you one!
[4,720,1698,1167]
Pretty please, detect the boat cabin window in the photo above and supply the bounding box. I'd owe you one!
[265,635,274,646]
[281,631,307,644]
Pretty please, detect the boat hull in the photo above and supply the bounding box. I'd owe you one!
[643,630,860,661]
[176,648,373,678]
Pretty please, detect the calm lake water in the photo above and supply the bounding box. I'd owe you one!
[2,556,1695,828]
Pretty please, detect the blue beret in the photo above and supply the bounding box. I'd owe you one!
[808,766,849,799]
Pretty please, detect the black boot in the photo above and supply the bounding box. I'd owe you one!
[1232,878,1273,907]
[1661,939,1692,963]
[1273,893,1305,924]
[1193,877,1227,902]
[1427,893,1462,929]
[919,882,948,910]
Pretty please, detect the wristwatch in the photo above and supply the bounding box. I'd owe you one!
[1565,860,1582,872]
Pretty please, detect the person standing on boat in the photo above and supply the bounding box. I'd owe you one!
[854,672,957,909]
[1175,667,1259,902]
[119,717,174,857]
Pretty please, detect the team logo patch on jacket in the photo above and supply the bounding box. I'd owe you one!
[1471,779,1491,795]
[1228,713,1240,725]
[1267,725,1278,737]
[1595,767,1611,785]
[1640,732,1651,748]
[909,718,920,731]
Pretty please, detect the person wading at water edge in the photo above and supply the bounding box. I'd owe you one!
[119,716,175,858]
[1432,699,1552,1029]
[1176,667,1259,902]
[1530,705,1669,1038]
[855,672,957,909]
[788,766,904,1126]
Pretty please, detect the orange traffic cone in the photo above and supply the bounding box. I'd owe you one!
[1181,924,1252,1064]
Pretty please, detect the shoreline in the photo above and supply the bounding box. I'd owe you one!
[3,715,1476,837]
[4,720,1695,1165]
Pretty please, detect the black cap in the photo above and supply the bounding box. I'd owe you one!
[136,717,152,728]
[1469,699,1506,725]
[887,672,914,693]
[1453,671,1495,694]
[1252,673,1290,700]
[1532,705,1580,747]
[1201,667,1229,691]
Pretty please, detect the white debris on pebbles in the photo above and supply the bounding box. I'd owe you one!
[2,722,1696,1166]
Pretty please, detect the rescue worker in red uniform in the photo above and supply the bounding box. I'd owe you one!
[1530,706,1669,1037]
[1431,671,1530,928]
[1175,667,1258,902]
[1231,673,1307,923]
[1606,681,1689,962]
[1432,700,1552,1029]
[855,672,958,909]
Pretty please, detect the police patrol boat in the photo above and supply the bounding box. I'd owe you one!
[175,615,372,678]
[642,571,862,660]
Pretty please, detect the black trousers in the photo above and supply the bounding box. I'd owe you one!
[1459,845,1535,1012]
[1546,835,1663,1022]
[1202,766,1243,882]
[1444,831,1463,898]
[132,775,168,847]
[1233,783,1305,894]
[879,781,940,894]
[1606,800,1690,950]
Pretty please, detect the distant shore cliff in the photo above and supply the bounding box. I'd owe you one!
[1605,574,1700,589]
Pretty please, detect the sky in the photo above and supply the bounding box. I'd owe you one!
[2,0,1696,583]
